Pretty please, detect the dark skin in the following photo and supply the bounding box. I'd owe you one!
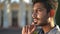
[22,2,55,34]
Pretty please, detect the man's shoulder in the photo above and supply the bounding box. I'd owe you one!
[56,28,60,34]
[48,25,60,34]
[55,25,60,34]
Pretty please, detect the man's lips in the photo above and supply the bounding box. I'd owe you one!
[33,19,38,23]
[33,18,41,24]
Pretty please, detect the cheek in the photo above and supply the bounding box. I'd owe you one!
[37,14,42,18]
[37,12,47,18]
[37,12,48,23]
[37,12,43,18]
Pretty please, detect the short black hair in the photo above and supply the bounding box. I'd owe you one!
[32,0,58,13]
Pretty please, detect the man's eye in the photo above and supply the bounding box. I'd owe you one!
[37,9,43,11]
[37,8,45,12]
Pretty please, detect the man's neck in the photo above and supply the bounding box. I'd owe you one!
[42,18,55,34]
[42,24,54,34]
[42,18,55,33]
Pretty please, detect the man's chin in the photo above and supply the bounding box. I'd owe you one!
[37,23,48,26]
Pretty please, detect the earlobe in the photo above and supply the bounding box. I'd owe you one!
[50,9,55,17]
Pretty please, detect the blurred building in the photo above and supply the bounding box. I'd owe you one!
[0,0,32,28]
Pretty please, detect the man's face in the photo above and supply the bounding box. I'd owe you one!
[32,2,49,26]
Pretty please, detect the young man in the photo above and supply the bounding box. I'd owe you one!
[22,0,60,34]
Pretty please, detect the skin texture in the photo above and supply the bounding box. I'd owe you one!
[22,2,55,34]
[32,2,49,26]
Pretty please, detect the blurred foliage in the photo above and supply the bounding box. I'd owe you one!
[55,0,60,27]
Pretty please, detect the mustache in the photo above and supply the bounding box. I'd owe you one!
[33,18,40,21]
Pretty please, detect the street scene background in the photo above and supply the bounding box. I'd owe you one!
[0,0,60,34]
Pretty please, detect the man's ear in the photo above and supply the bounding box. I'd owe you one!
[49,9,55,17]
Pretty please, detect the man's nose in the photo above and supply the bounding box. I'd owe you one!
[32,13,37,18]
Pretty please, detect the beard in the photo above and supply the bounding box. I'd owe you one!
[35,20,49,27]
[38,22,49,26]
[33,16,49,27]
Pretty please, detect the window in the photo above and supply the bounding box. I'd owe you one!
[12,10,18,27]
[0,10,3,27]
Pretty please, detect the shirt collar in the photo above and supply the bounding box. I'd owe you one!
[47,25,60,34]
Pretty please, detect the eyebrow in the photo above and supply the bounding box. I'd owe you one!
[33,7,45,10]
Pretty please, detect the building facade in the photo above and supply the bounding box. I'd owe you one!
[0,0,32,28]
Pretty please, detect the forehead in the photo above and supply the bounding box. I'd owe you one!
[33,2,45,10]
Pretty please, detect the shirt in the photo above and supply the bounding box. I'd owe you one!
[38,25,60,34]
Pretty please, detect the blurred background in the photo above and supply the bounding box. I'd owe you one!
[0,0,60,34]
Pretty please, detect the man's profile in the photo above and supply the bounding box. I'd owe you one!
[22,0,60,34]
